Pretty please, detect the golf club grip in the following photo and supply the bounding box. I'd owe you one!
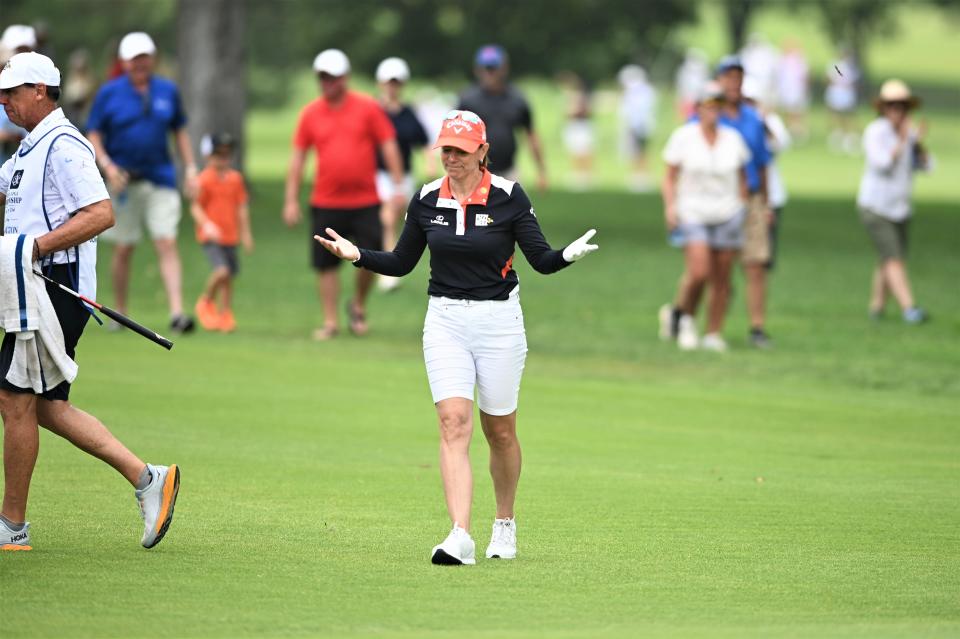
[96,304,174,350]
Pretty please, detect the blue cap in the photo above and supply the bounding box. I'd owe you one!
[475,44,506,68]
[715,54,744,76]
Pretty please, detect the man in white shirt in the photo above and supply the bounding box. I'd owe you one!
[0,52,179,551]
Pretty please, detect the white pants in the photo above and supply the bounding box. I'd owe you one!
[422,289,527,416]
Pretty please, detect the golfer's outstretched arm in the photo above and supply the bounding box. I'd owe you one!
[315,211,427,277]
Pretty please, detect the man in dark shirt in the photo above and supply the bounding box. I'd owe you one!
[457,45,547,190]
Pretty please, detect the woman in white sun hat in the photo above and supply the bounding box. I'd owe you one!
[373,57,429,292]
[857,79,931,324]
[316,109,598,566]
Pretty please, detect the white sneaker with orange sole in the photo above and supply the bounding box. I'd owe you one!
[0,519,31,551]
[136,464,180,549]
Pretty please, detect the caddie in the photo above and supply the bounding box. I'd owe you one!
[0,52,179,551]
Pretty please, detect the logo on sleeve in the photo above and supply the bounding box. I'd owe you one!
[431,215,449,226]
[10,170,23,189]
[475,214,493,226]
[529,207,536,218]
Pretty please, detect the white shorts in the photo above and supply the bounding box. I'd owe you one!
[375,171,414,203]
[563,120,595,156]
[103,181,182,245]
[422,288,527,416]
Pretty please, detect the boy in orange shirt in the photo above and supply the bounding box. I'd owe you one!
[191,133,253,332]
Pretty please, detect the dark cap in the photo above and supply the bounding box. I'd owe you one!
[475,44,506,68]
[715,54,744,76]
[209,132,236,148]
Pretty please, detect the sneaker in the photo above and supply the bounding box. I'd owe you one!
[657,304,674,341]
[485,518,517,559]
[219,309,236,333]
[0,519,31,551]
[195,298,219,331]
[430,524,476,565]
[700,333,729,353]
[749,327,773,349]
[135,464,180,549]
[170,314,195,335]
[903,307,929,325]
[677,314,698,351]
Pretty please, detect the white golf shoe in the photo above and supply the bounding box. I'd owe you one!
[430,524,476,565]
[135,464,180,549]
[485,518,517,559]
[677,314,699,351]
[0,519,31,551]
[700,333,729,353]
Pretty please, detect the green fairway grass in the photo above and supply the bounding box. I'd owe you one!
[3,179,958,637]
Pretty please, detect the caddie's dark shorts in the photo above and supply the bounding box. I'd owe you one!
[311,205,382,271]
[0,265,90,402]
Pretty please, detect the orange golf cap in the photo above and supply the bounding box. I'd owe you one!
[434,109,487,153]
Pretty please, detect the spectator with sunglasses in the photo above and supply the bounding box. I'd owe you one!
[87,32,198,334]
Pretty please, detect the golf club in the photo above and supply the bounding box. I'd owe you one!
[32,270,174,350]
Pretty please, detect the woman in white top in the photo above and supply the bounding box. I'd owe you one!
[661,81,750,351]
[857,79,930,324]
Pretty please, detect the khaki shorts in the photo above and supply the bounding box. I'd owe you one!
[103,181,182,245]
[860,207,908,261]
[741,193,771,264]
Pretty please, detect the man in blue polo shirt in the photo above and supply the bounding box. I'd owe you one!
[87,32,197,333]
[715,55,773,348]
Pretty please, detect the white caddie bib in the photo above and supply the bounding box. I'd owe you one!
[3,119,99,299]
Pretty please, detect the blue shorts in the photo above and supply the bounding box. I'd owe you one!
[675,210,745,250]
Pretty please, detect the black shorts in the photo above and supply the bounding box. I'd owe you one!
[0,265,90,401]
[311,205,382,271]
[202,242,239,276]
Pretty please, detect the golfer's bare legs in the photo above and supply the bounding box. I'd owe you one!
[436,397,473,531]
[154,237,184,317]
[37,400,145,486]
[111,244,136,315]
[480,410,520,519]
[0,391,38,522]
[317,270,340,330]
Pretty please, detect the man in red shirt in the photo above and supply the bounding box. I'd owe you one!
[283,48,406,340]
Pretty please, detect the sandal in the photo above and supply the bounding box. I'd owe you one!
[346,301,369,336]
[311,325,339,341]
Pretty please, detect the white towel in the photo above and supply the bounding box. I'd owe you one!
[0,235,78,393]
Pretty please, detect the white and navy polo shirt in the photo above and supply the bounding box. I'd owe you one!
[355,170,569,300]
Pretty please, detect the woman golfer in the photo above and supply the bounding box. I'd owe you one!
[316,110,598,565]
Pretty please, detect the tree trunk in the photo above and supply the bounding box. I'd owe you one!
[175,0,246,169]
[724,0,757,52]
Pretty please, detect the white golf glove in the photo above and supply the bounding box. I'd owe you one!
[562,229,599,263]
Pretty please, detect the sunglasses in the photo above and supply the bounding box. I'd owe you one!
[444,109,482,124]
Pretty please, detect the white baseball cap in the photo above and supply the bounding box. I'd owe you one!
[376,57,410,83]
[0,51,61,89]
[118,32,156,61]
[313,49,350,76]
[1,25,37,52]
